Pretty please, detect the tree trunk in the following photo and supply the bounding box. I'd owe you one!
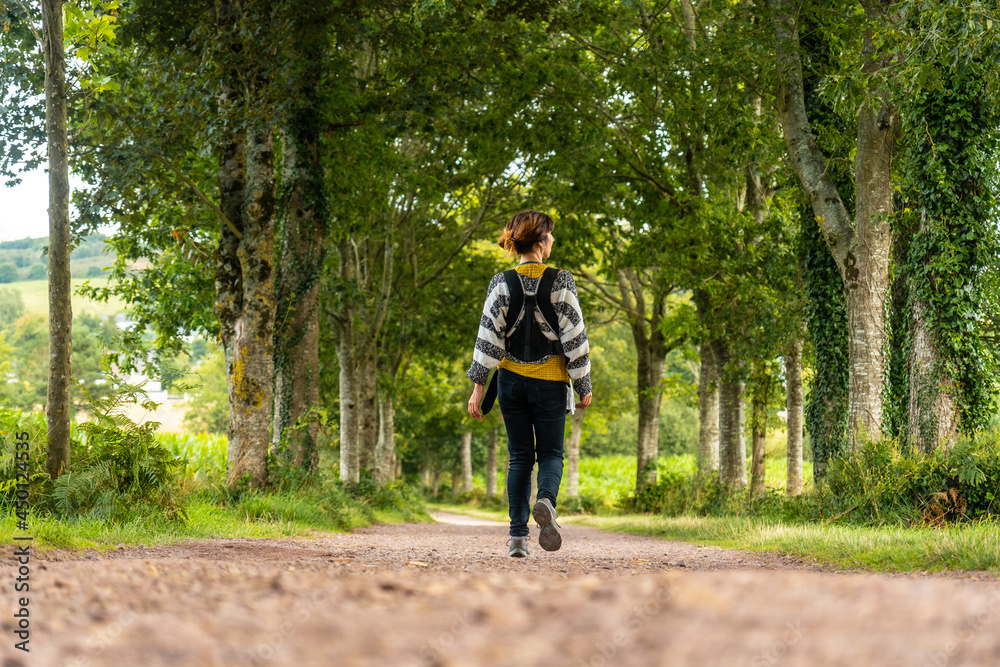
[451,460,460,498]
[213,50,245,492]
[769,0,896,449]
[679,0,697,49]
[800,200,850,480]
[846,97,895,445]
[719,381,746,488]
[566,408,585,498]
[356,351,378,472]
[213,0,275,490]
[636,359,664,491]
[907,296,959,452]
[431,468,439,496]
[714,340,746,488]
[750,389,767,499]
[486,427,498,500]
[374,393,396,483]
[337,328,359,486]
[42,0,71,479]
[225,126,276,489]
[634,319,666,492]
[697,340,720,473]
[785,336,804,495]
[272,38,327,472]
[460,429,473,493]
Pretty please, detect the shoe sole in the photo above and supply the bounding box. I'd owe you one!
[509,548,528,558]
[532,500,562,552]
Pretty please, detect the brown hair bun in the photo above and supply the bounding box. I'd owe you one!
[497,210,554,256]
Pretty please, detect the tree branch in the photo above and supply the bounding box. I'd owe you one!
[767,0,853,257]
[153,153,242,240]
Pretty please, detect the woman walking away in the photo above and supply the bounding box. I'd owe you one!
[467,210,593,558]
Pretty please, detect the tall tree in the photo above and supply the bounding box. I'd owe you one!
[565,408,585,499]
[796,12,852,479]
[272,0,335,474]
[214,0,278,488]
[768,0,898,447]
[785,335,804,495]
[42,0,71,479]
[459,428,473,493]
[898,54,999,450]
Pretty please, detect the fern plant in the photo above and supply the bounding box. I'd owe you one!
[52,363,183,521]
[0,407,52,512]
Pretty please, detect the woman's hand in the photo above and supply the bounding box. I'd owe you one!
[575,393,593,410]
[468,384,485,420]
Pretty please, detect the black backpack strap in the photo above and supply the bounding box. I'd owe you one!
[537,267,562,335]
[481,368,499,415]
[502,269,524,335]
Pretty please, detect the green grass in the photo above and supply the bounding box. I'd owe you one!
[567,514,1000,572]
[8,277,126,318]
[429,502,509,523]
[2,430,431,552]
[433,492,1000,574]
[0,492,425,553]
[158,432,228,482]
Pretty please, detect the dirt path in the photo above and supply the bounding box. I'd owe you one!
[3,513,1000,666]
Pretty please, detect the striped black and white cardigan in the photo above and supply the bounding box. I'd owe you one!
[466,267,592,398]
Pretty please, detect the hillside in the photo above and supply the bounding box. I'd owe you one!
[0,233,117,282]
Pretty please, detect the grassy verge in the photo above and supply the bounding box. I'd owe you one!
[430,502,1000,573]
[428,502,509,523]
[2,490,432,554]
[1,427,431,553]
[570,515,1000,573]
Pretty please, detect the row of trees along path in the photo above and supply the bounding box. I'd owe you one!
[2,0,998,493]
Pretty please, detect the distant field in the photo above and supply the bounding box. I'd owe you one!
[8,278,127,319]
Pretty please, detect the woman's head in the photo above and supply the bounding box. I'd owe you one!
[498,210,554,256]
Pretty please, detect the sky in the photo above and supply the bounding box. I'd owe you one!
[0,165,110,242]
[0,166,51,242]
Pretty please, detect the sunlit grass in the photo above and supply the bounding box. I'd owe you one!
[9,277,126,318]
[158,432,228,482]
[566,514,1000,572]
[1,431,429,551]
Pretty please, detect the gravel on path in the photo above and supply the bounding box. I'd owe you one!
[2,516,998,666]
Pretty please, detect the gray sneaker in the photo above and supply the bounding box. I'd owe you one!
[532,497,562,552]
[507,536,529,558]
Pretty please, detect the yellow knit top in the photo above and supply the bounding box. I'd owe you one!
[497,263,571,384]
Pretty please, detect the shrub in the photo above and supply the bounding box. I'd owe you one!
[0,262,17,283]
[0,408,52,512]
[349,476,430,522]
[823,435,1000,526]
[52,373,183,521]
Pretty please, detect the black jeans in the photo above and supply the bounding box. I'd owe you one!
[497,368,567,537]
